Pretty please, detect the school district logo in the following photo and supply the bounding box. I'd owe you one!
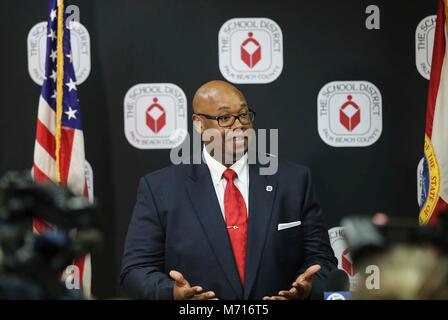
[416,15,436,80]
[27,21,91,85]
[318,81,382,147]
[124,83,188,149]
[219,18,283,84]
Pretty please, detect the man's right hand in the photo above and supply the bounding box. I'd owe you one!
[169,270,217,300]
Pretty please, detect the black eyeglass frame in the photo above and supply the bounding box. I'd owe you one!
[194,109,256,128]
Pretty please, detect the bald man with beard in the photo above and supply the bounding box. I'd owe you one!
[120,80,337,300]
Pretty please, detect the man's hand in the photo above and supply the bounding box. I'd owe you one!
[169,270,217,300]
[262,264,321,300]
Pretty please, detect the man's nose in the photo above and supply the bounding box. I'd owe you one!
[231,117,247,130]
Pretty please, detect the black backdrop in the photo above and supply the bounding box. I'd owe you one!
[0,0,435,298]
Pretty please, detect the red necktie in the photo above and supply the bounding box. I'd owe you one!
[223,168,248,285]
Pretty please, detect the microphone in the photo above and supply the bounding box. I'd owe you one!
[323,269,351,300]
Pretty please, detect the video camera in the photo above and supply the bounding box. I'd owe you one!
[341,212,448,265]
[0,171,102,299]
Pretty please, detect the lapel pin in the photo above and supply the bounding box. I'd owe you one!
[266,185,273,192]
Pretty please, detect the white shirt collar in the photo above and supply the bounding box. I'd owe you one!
[203,146,248,186]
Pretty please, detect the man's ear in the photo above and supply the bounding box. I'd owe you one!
[192,118,203,135]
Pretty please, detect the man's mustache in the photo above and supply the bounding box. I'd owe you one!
[223,129,249,142]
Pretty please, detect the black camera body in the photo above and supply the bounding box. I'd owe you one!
[341,212,448,265]
[0,171,102,299]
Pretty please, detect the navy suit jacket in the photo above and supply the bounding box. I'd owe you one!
[120,159,337,300]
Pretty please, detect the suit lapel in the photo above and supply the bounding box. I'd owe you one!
[244,164,277,299]
[186,163,244,298]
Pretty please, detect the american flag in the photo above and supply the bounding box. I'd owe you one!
[419,0,448,225]
[32,0,91,296]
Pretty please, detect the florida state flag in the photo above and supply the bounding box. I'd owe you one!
[420,0,448,225]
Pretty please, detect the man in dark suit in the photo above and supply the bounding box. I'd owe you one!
[120,80,337,300]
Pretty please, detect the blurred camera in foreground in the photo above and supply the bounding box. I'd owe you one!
[0,171,102,299]
[342,212,448,299]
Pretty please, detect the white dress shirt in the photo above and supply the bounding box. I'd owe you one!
[203,147,249,220]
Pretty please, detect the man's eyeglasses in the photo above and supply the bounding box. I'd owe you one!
[195,109,256,128]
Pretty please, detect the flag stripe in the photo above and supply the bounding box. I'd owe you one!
[74,256,85,293]
[430,198,448,224]
[33,163,52,182]
[34,142,57,181]
[426,0,446,138]
[59,127,75,185]
[32,217,53,233]
[82,254,92,298]
[67,130,87,195]
[36,119,56,158]
[38,96,56,135]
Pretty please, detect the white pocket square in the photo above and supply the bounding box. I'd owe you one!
[277,220,301,231]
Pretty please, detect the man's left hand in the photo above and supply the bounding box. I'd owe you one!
[262,264,321,300]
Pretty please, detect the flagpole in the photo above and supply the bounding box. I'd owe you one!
[445,0,448,30]
[55,0,65,184]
